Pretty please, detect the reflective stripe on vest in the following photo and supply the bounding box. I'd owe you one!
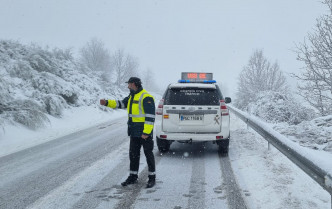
[138,92,147,117]
[145,114,155,118]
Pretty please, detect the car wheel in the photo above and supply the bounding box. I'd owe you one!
[217,136,229,155]
[157,137,170,152]
[218,144,229,155]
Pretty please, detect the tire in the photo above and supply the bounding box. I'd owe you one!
[157,137,170,152]
[217,136,230,155]
[218,144,229,155]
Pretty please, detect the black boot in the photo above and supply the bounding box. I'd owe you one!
[121,174,138,186]
[146,175,156,188]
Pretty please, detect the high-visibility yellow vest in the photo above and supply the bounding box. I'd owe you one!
[128,89,151,121]
[106,89,155,135]
[128,89,154,134]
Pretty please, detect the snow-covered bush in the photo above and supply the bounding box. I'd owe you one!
[0,68,11,103]
[2,99,50,130]
[247,91,315,125]
[274,115,332,152]
[30,72,80,104]
[11,109,49,130]
[0,40,124,129]
[42,94,68,116]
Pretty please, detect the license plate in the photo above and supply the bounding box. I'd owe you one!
[180,115,203,121]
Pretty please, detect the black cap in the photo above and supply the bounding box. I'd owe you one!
[125,77,141,84]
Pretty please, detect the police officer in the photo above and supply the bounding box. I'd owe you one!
[100,77,156,188]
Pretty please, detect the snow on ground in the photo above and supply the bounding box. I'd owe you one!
[229,115,331,209]
[0,106,127,157]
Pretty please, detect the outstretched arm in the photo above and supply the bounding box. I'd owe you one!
[100,96,129,109]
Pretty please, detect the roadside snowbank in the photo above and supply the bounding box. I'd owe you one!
[0,106,127,157]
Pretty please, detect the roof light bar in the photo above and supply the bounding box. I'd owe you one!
[178,79,216,83]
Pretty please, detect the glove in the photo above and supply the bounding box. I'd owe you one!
[100,99,106,106]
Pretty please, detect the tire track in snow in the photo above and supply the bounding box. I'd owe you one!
[187,145,206,209]
[218,154,247,209]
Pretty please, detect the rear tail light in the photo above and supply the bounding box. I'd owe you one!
[160,135,167,139]
[216,136,223,139]
[220,100,229,116]
[156,99,164,115]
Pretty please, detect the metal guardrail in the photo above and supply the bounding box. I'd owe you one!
[228,105,332,207]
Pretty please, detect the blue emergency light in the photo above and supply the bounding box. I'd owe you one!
[178,80,190,83]
[204,80,216,83]
[178,79,216,83]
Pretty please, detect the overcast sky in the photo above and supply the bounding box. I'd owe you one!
[0,0,328,96]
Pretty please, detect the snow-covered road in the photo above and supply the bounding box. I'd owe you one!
[0,114,330,209]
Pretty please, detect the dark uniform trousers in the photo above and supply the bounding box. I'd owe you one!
[129,136,155,173]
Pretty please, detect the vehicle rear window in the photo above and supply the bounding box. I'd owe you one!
[164,88,220,105]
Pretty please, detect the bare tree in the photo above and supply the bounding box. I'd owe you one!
[80,38,112,82]
[236,49,288,109]
[52,47,74,61]
[294,0,332,116]
[111,49,139,89]
[141,68,159,91]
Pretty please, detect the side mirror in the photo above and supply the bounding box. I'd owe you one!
[225,97,231,104]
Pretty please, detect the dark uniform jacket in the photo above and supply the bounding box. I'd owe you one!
[106,87,155,137]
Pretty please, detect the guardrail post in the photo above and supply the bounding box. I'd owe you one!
[326,175,332,208]
[246,107,250,130]
[325,174,332,209]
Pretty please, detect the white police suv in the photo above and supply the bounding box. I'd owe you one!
[155,72,231,154]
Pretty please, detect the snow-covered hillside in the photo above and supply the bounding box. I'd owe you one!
[0,40,125,132]
[0,40,164,156]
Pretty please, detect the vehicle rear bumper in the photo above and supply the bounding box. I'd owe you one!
[156,131,230,142]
